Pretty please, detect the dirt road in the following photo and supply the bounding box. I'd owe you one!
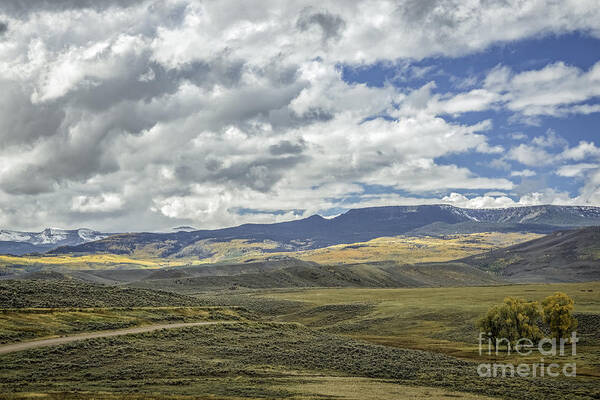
[0,321,231,355]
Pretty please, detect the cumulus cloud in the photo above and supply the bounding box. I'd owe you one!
[297,8,346,45]
[511,169,536,177]
[484,62,600,118]
[442,189,578,209]
[442,192,518,209]
[507,143,556,166]
[556,163,599,178]
[72,193,124,213]
[561,141,600,161]
[504,131,600,168]
[391,62,600,120]
[0,0,599,230]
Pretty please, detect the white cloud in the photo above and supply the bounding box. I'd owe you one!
[489,158,511,171]
[560,141,600,161]
[531,130,568,148]
[0,0,599,230]
[71,193,124,213]
[442,193,518,209]
[511,169,536,177]
[364,159,513,192]
[442,189,578,209]
[392,62,600,119]
[506,132,600,168]
[510,132,527,140]
[507,144,555,166]
[556,163,599,177]
[143,0,600,65]
[485,61,600,117]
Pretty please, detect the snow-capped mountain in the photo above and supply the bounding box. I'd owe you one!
[0,230,32,242]
[0,228,111,255]
[446,205,600,225]
[52,204,600,257]
[6,204,600,257]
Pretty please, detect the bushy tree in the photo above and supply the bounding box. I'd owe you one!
[478,305,503,350]
[478,297,542,348]
[542,292,577,340]
[502,296,543,342]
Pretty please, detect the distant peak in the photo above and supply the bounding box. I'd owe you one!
[42,227,67,233]
[173,225,197,232]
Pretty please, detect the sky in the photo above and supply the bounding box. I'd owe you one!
[0,0,600,232]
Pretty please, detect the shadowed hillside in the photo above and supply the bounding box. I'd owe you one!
[128,260,504,292]
[0,279,205,308]
[462,226,600,282]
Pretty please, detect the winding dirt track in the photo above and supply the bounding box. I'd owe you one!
[0,321,231,355]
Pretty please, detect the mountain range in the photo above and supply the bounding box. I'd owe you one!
[1,204,599,286]
[9,226,600,287]
[2,204,600,256]
[48,204,600,257]
[0,228,108,255]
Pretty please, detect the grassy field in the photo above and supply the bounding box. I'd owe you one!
[0,253,186,271]
[292,232,541,265]
[163,232,540,265]
[176,232,541,265]
[0,306,247,344]
[1,322,598,399]
[259,282,600,377]
[0,279,250,343]
[130,261,504,293]
[0,279,211,308]
[0,382,497,400]
[1,279,598,399]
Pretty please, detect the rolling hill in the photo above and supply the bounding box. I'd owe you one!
[290,232,541,265]
[462,226,600,283]
[3,256,503,291]
[0,279,206,308]
[114,222,600,289]
[125,259,505,291]
[6,227,600,288]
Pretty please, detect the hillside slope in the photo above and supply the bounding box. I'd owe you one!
[0,279,205,308]
[129,260,504,292]
[462,226,600,283]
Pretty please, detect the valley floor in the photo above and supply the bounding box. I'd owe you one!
[257,282,600,377]
[0,280,598,399]
[0,321,234,355]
